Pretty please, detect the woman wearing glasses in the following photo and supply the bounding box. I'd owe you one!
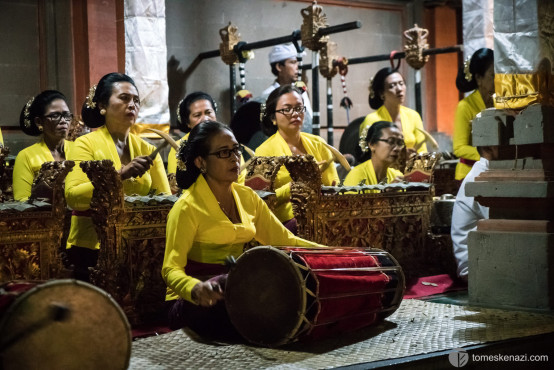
[255,85,339,229]
[65,72,170,281]
[358,67,427,157]
[344,121,404,188]
[13,90,75,201]
[163,120,320,337]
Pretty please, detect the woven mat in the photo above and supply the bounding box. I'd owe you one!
[130,300,554,369]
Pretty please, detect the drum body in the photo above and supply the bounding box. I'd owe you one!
[225,246,405,346]
[0,279,131,370]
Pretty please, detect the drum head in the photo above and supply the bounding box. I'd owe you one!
[0,279,131,370]
[225,246,306,347]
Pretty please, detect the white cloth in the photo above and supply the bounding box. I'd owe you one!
[451,157,490,279]
[268,43,304,64]
[259,81,313,134]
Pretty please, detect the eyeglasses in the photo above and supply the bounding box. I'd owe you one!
[44,112,73,123]
[275,105,306,116]
[208,146,242,159]
[377,138,405,148]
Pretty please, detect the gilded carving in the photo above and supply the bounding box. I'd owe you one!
[403,24,429,70]
[300,1,329,51]
[219,22,241,66]
[319,41,339,79]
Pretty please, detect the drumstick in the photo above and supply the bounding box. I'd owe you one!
[415,127,440,151]
[323,142,351,171]
[148,140,169,160]
[145,128,180,151]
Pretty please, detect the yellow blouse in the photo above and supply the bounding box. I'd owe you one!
[343,159,403,190]
[0,128,3,145]
[13,139,74,201]
[255,131,339,222]
[359,105,428,153]
[453,90,484,180]
[65,126,170,249]
[162,174,320,302]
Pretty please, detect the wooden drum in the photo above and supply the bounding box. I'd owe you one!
[225,246,405,346]
[0,279,131,370]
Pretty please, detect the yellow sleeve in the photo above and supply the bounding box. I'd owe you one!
[411,112,428,153]
[453,100,480,161]
[0,128,3,145]
[65,137,95,211]
[150,152,171,195]
[250,188,321,247]
[358,114,374,137]
[162,197,202,303]
[167,146,177,174]
[13,149,35,201]
[315,139,340,186]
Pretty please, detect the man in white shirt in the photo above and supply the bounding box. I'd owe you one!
[258,43,313,133]
[451,145,498,281]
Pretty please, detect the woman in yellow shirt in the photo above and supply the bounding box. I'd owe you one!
[255,85,339,229]
[453,48,494,180]
[345,121,404,188]
[359,67,427,157]
[13,90,74,200]
[163,120,320,336]
[65,73,170,281]
[167,92,217,175]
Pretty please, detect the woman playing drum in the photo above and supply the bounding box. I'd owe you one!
[162,120,321,338]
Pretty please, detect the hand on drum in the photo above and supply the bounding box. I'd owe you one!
[119,155,153,180]
[192,281,223,307]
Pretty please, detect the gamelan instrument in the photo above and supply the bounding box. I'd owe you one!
[225,246,405,346]
[0,279,131,370]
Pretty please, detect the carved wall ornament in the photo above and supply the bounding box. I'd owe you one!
[319,41,339,79]
[403,24,429,70]
[219,22,241,66]
[300,1,329,51]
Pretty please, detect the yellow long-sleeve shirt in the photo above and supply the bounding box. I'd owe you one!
[162,174,320,302]
[343,159,403,190]
[359,105,428,153]
[13,139,74,201]
[65,125,170,249]
[0,128,3,145]
[453,90,484,180]
[255,131,339,222]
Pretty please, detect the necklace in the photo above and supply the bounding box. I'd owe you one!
[218,201,235,221]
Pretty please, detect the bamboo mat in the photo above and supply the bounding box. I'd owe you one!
[130,300,554,369]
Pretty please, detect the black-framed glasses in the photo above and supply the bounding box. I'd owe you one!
[377,138,405,148]
[208,146,242,159]
[44,112,73,123]
[275,105,306,116]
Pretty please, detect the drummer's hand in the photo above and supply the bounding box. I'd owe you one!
[119,155,153,180]
[392,175,404,183]
[191,281,223,307]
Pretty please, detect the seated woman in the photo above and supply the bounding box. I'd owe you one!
[358,67,427,157]
[13,90,74,201]
[167,91,217,175]
[255,85,339,228]
[65,72,170,281]
[344,121,404,188]
[453,48,494,181]
[162,120,321,338]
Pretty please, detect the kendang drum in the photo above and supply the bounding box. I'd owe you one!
[225,246,405,346]
[0,279,131,370]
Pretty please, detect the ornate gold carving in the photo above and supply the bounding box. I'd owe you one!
[219,22,241,66]
[403,24,429,70]
[0,143,11,202]
[300,1,329,51]
[319,41,339,79]
[0,162,72,281]
[67,115,87,141]
[403,152,442,183]
[80,160,178,324]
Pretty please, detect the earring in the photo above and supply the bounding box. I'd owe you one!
[100,108,106,115]
[38,126,43,132]
[272,120,277,126]
[201,167,207,174]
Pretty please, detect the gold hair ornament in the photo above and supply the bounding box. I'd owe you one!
[358,124,370,153]
[23,97,35,128]
[177,139,188,171]
[86,84,97,109]
[463,58,472,82]
[259,103,266,122]
[368,77,375,99]
[176,98,184,124]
